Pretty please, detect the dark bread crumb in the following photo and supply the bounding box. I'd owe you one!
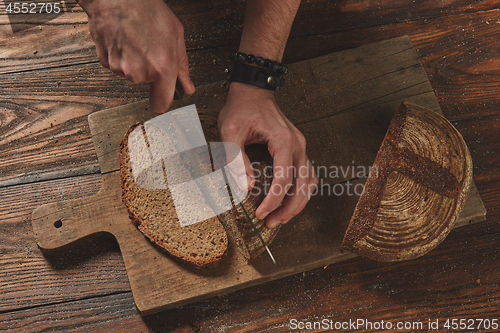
[120,123,228,267]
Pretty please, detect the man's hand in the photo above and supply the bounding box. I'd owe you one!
[218,82,318,229]
[79,0,195,113]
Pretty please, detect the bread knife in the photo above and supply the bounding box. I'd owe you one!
[174,78,276,264]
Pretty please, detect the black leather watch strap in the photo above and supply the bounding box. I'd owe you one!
[226,62,284,91]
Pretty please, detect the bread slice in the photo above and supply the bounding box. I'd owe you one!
[341,101,472,262]
[120,123,228,267]
[120,122,280,266]
[217,144,280,261]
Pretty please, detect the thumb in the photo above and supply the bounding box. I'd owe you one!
[224,142,255,191]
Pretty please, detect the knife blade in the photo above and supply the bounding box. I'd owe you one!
[222,168,277,265]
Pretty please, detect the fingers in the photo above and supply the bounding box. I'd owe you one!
[177,64,195,96]
[150,33,194,112]
[121,59,147,84]
[176,32,195,95]
[265,157,318,228]
[218,83,317,228]
[95,44,109,68]
[225,145,255,191]
[219,123,255,191]
[94,40,110,70]
[92,24,193,113]
[149,74,177,113]
[85,0,195,114]
[254,127,318,228]
[88,22,110,70]
[255,133,295,221]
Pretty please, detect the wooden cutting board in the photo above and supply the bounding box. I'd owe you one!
[31,36,486,315]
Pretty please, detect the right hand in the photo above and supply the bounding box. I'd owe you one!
[79,0,195,112]
[218,83,318,229]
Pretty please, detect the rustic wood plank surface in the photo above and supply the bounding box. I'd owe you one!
[2,6,500,187]
[1,0,499,331]
[31,36,484,316]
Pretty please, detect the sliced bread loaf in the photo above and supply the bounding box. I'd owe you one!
[120,123,228,267]
[120,122,280,266]
[217,144,280,261]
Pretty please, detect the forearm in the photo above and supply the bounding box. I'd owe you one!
[239,0,301,62]
[76,0,97,14]
[77,0,143,19]
[220,1,316,227]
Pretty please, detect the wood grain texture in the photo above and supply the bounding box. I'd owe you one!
[0,174,130,314]
[1,0,499,330]
[28,37,485,316]
[2,211,500,332]
[154,217,500,333]
[1,176,498,332]
[453,115,500,185]
[2,0,499,72]
[0,62,144,187]
[0,292,146,333]
[2,7,500,190]
[30,170,359,315]
[0,119,491,327]
[0,24,96,75]
[283,9,500,121]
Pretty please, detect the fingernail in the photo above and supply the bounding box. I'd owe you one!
[256,211,269,220]
[268,220,281,228]
[238,174,250,190]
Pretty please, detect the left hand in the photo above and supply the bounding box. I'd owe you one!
[218,82,318,228]
[79,0,195,113]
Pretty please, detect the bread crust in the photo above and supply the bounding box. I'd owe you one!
[341,102,473,261]
[120,123,280,266]
[120,123,228,267]
[217,144,281,261]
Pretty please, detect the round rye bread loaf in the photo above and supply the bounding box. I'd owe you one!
[341,101,473,262]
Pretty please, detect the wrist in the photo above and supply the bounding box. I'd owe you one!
[229,51,288,75]
[76,0,95,12]
[238,45,282,64]
[225,62,285,91]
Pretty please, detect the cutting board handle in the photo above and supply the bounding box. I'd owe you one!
[31,190,106,252]
[29,173,130,252]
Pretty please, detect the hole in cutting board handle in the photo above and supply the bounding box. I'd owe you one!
[54,220,62,228]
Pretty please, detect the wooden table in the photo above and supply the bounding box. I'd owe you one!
[1,1,499,332]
